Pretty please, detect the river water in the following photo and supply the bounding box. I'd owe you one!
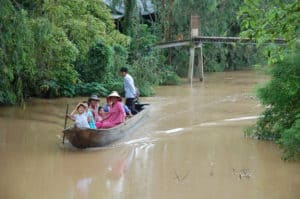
[0,70,299,199]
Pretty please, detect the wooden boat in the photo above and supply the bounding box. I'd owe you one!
[62,104,150,148]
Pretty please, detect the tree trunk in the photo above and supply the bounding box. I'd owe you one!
[123,0,137,36]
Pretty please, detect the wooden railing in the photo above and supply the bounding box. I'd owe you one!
[155,36,286,49]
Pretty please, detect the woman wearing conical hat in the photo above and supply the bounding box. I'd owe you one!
[95,91,126,129]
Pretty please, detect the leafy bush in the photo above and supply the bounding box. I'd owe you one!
[80,40,113,83]
[112,44,129,75]
[247,47,300,160]
[43,0,128,54]
[278,118,300,160]
[125,24,166,96]
[138,83,155,96]
[103,80,124,95]
[159,65,182,85]
[30,18,79,98]
[43,0,130,77]
[131,54,160,96]
[0,1,35,105]
[76,82,109,97]
[238,0,298,64]
[160,71,182,85]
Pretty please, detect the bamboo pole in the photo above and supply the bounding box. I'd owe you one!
[63,104,69,144]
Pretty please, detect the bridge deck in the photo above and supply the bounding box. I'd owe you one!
[155,36,286,49]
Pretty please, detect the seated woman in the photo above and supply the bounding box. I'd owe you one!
[103,98,132,117]
[95,91,125,129]
[88,94,102,122]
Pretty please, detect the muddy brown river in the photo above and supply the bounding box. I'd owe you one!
[0,70,299,199]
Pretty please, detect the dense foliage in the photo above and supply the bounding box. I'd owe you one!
[238,0,299,64]
[30,18,79,98]
[153,0,260,76]
[246,48,300,160]
[1,0,263,105]
[120,0,181,95]
[0,1,35,104]
[0,0,129,104]
[240,0,299,160]
[1,0,182,105]
[81,40,113,83]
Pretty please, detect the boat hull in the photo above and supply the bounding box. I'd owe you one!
[63,105,150,148]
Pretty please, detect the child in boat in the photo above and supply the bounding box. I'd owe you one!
[85,101,96,129]
[96,91,126,129]
[67,103,90,128]
[98,106,106,119]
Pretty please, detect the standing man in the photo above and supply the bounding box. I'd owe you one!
[120,67,138,114]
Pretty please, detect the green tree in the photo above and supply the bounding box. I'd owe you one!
[153,0,258,74]
[122,0,138,36]
[238,0,299,64]
[42,0,130,95]
[111,0,181,94]
[239,0,299,160]
[0,0,131,104]
[248,47,300,160]
[43,0,129,60]
[0,1,35,104]
[30,18,79,97]
[82,40,113,83]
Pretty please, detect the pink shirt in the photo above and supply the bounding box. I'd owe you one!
[90,105,102,122]
[104,101,125,125]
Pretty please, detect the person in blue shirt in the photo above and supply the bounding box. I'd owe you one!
[82,101,96,129]
[120,67,138,115]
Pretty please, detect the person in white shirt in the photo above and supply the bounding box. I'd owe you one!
[66,103,90,128]
[120,67,138,114]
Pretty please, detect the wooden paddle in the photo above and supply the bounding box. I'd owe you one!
[63,104,69,144]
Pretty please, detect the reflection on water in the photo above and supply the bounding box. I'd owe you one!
[165,128,184,134]
[223,115,261,122]
[0,70,299,199]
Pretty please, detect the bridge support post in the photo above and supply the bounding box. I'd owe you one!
[188,44,195,85]
[198,44,204,81]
